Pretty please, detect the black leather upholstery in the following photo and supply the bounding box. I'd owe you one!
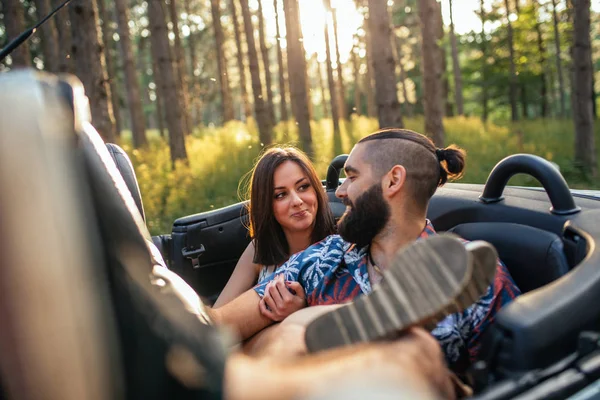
[449,222,569,293]
[106,143,145,222]
[81,123,227,398]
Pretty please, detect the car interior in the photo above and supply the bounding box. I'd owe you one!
[3,71,600,399]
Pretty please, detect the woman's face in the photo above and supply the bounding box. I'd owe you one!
[272,160,318,236]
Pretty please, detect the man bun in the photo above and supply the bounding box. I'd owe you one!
[436,145,466,186]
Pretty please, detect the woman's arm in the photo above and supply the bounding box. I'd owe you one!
[213,241,261,308]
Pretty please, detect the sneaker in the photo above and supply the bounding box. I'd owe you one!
[304,234,498,353]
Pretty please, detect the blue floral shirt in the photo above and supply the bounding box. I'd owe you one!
[254,221,521,369]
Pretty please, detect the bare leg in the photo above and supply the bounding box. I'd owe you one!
[227,328,456,400]
[242,305,344,357]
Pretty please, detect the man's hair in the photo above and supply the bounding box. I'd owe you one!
[244,147,335,266]
[357,129,466,208]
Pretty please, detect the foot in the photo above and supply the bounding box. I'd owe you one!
[304,234,497,353]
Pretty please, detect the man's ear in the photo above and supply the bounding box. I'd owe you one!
[383,165,406,197]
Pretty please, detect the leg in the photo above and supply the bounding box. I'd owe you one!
[226,328,457,400]
[305,235,498,352]
[243,305,344,358]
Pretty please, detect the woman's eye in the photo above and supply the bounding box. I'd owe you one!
[274,192,285,199]
[298,184,310,191]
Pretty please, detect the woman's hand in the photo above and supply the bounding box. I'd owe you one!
[259,274,306,321]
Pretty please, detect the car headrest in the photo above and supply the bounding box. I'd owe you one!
[327,191,347,220]
[105,143,146,222]
[449,222,569,293]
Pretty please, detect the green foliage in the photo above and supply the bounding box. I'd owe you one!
[122,116,600,235]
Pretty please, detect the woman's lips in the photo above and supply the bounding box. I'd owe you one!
[291,210,308,218]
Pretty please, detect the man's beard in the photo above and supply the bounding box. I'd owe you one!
[337,183,391,248]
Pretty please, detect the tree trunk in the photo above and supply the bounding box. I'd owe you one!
[448,0,464,116]
[184,0,203,127]
[139,35,166,136]
[352,45,361,116]
[368,0,404,129]
[97,0,123,138]
[395,36,413,117]
[319,61,329,118]
[305,53,314,121]
[551,0,566,117]
[593,73,597,119]
[572,0,596,175]
[363,13,377,118]
[418,0,444,145]
[532,1,548,118]
[211,0,235,122]
[240,0,273,145]
[168,0,192,134]
[331,8,347,119]
[521,84,528,118]
[257,0,276,125]
[33,0,60,72]
[480,0,489,121]
[151,49,168,138]
[283,0,312,155]
[148,0,188,163]
[230,0,253,120]
[52,0,72,72]
[137,36,155,131]
[184,0,197,77]
[435,0,450,116]
[3,0,31,67]
[323,9,341,140]
[503,0,518,121]
[273,0,289,122]
[69,0,117,143]
[114,0,148,147]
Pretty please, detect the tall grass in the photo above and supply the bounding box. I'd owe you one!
[119,116,600,235]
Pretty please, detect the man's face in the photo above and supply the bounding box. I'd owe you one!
[336,145,391,247]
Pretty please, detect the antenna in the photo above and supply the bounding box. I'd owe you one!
[0,0,75,63]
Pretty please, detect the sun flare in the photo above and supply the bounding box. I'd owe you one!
[258,0,364,64]
[299,0,364,63]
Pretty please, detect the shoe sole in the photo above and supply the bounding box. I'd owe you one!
[304,234,498,353]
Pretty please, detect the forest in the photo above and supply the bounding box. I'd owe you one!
[0,0,598,233]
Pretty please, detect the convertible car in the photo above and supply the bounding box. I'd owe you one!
[2,71,600,400]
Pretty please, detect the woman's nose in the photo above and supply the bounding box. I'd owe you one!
[290,191,303,205]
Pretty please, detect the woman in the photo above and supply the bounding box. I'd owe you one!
[213,147,335,319]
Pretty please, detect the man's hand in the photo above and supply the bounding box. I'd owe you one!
[259,274,306,321]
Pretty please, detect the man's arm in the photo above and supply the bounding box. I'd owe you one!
[225,328,457,400]
[211,289,274,340]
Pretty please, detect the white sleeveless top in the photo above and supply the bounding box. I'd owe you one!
[258,264,276,282]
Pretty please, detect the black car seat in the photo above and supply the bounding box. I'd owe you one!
[0,71,229,399]
[105,143,172,265]
[79,90,230,398]
[449,222,570,293]
[325,154,348,220]
[106,143,146,221]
